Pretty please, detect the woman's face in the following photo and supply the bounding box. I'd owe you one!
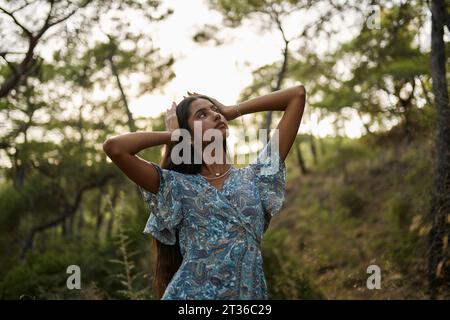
[187,98,229,144]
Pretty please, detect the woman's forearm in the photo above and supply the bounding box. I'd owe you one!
[233,85,305,116]
[103,131,172,156]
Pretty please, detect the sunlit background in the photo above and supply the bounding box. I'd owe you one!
[31,0,408,139]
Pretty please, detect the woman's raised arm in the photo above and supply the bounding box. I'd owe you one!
[102,131,172,194]
[235,85,306,162]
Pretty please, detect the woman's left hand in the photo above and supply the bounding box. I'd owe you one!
[185,91,237,121]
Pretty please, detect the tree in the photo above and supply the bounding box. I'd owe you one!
[0,0,176,261]
[204,0,343,140]
[313,1,430,143]
[427,0,450,299]
[0,0,96,98]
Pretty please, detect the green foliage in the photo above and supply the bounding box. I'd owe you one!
[0,223,154,300]
[108,210,151,300]
[0,240,107,299]
[262,228,325,299]
[0,184,27,234]
[385,194,424,271]
[317,138,371,178]
[334,186,366,218]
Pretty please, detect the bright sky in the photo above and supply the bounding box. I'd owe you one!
[128,0,368,139]
[132,0,271,117]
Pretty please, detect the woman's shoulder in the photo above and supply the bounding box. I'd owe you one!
[148,165,199,195]
[164,169,204,192]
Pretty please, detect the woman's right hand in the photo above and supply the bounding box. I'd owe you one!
[165,101,180,133]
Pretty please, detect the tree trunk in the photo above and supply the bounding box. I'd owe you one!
[264,40,289,141]
[400,80,416,145]
[427,0,450,299]
[295,139,308,175]
[95,191,104,241]
[107,55,137,133]
[77,206,84,241]
[309,134,318,165]
[106,188,119,239]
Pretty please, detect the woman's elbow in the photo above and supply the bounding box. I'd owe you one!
[297,85,306,97]
[103,138,122,157]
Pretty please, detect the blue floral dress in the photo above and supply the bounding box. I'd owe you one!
[138,137,286,300]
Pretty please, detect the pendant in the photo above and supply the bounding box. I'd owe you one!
[215,172,220,176]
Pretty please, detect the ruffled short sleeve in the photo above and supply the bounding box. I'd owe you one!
[137,162,183,245]
[249,136,286,220]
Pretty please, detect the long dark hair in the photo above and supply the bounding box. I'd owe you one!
[151,95,228,299]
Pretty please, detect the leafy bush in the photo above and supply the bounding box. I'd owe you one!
[335,186,366,218]
[262,228,325,299]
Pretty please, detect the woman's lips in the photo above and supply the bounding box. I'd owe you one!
[215,123,227,129]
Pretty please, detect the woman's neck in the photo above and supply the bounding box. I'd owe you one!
[199,163,231,177]
[199,147,231,176]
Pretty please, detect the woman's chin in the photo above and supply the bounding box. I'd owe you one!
[211,126,229,138]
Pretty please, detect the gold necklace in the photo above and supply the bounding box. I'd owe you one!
[199,165,232,180]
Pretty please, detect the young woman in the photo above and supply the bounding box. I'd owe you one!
[103,85,306,299]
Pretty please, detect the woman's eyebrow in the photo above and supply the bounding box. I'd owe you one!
[194,104,215,116]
